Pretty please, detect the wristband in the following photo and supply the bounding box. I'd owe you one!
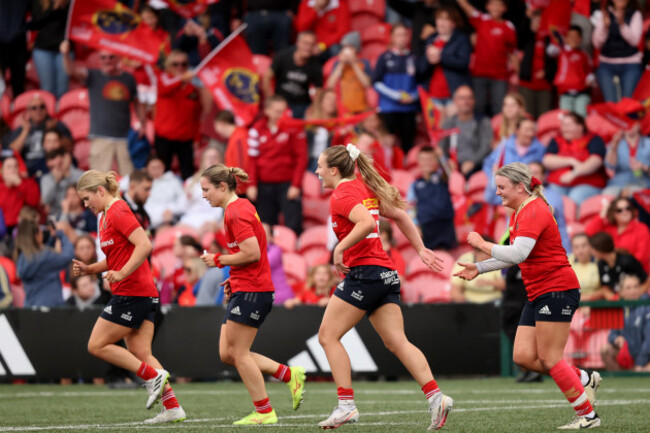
[213,252,224,268]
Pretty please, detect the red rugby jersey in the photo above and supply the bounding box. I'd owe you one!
[469,12,517,80]
[99,200,158,297]
[509,197,579,300]
[330,179,395,269]
[224,198,274,293]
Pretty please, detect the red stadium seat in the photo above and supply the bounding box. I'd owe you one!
[562,195,577,223]
[298,225,329,252]
[151,249,177,277]
[578,194,614,223]
[11,90,57,127]
[302,197,331,226]
[586,113,618,144]
[252,54,272,77]
[302,171,328,198]
[403,274,452,303]
[11,284,25,308]
[537,109,565,136]
[351,13,383,34]
[467,171,488,195]
[58,88,89,115]
[282,252,308,285]
[73,139,91,170]
[273,225,297,253]
[349,0,386,19]
[366,87,379,109]
[360,42,386,68]
[301,246,332,268]
[322,55,338,81]
[61,110,90,141]
[391,169,415,198]
[0,256,18,284]
[448,171,466,197]
[153,225,200,253]
[566,221,585,238]
[360,22,391,45]
[397,244,418,265]
[405,143,425,169]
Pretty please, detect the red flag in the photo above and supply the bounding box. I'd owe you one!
[196,27,260,126]
[278,110,375,132]
[539,0,571,37]
[588,98,647,130]
[66,0,167,64]
[160,0,219,20]
[633,69,650,135]
[417,86,459,142]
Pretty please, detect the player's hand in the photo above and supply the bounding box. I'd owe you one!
[453,262,479,281]
[419,248,444,273]
[72,259,89,276]
[220,278,232,301]
[201,252,216,267]
[105,270,125,283]
[287,186,301,200]
[333,244,349,274]
[466,232,485,249]
[246,186,258,202]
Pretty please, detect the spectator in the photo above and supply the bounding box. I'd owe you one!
[194,238,229,306]
[175,12,222,67]
[379,220,406,277]
[592,0,644,102]
[42,128,74,162]
[180,147,224,232]
[60,40,145,176]
[305,89,338,171]
[123,169,152,234]
[214,110,250,194]
[451,236,504,303]
[601,273,650,371]
[140,6,171,62]
[66,274,111,310]
[284,264,336,308]
[542,112,607,206]
[30,0,70,98]
[483,119,546,205]
[177,257,206,306]
[0,1,29,97]
[456,0,517,116]
[547,25,594,117]
[40,148,83,216]
[207,0,243,41]
[418,6,472,109]
[165,234,203,305]
[262,223,294,305]
[143,155,188,229]
[295,0,351,61]
[8,95,72,177]
[361,114,404,173]
[585,197,650,271]
[569,233,601,301]
[0,155,40,233]
[407,145,456,250]
[588,231,647,300]
[244,0,296,55]
[14,219,74,308]
[604,121,650,196]
[517,9,553,119]
[373,24,419,153]
[264,30,323,119]
[56,184,97,243]
[528,161,571,254]
[354,131,391,182]
[494,93,528,146]
[0,264,12,309]
[325,31,372,115]
[155,50,203,180]
[246,95,307,235]
[440,85,493,178]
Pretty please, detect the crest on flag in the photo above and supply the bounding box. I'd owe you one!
[93,4,139,35]
[223,68,260,104]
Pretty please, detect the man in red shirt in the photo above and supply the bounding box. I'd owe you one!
[295,0,351,61]
[457,0,517,116]
[246,95,307,235]
[0,155,40,233]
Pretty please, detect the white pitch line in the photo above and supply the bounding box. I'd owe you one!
[1,399,648,432]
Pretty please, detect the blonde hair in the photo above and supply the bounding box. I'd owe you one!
[76,170,120,198]
[495,162,552,212]
[323,145,406,212]
[499,92,527,140]
[306,264,338,295]
[201,164,249,191]
[306,88,338,121]
[13,219,42,261]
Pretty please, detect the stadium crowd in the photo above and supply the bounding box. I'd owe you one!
[1,0,650,373]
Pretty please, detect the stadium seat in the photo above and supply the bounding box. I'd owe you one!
[252,54,272,77]
[403,274,452,303]
[273,224,297,253]
[153,225,200,253]
[398,244,418,264]
[301,246,332,268]
[61,110,90,141]
[360,42,386,68]
[11,284,25,308]
[466,171,488,195]
[538,130,557,146]
[298,225,329,252]
[73,139,91,170]
[537,109,565,137]
[282,252,308,285]
[582,330,609,369]
[405,143,425,169]
[151,249,177,277]
[360,22,391,45]
[448,171,465,197]
[366,87,379,109]
[578,194,613,223]
[58,88,89,114]
[11,90,57,127]
[302,171,327,198]
[349,0,386,19]
[562,195,577,223]
[566,221,585,238]
[302,197,330,226]
[322,55,338,81]
[586,113,618,144]
[200,231,214,250]
[391,169,415,198]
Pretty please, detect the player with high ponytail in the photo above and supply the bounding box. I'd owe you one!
[315,144,454,430]
[199,164,306,426]
[73,170,186,424]
[454,162,602,430]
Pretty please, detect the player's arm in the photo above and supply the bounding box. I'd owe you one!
[105,227,152,283]
[72,259,108,276]
[468,231,536,264]
[219,236,261,267]
[332,204,376,273]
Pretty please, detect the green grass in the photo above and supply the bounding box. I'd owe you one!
[1,377,649,432]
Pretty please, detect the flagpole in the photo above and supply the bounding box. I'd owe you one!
[64,0,77,40]
[194,23,248,73]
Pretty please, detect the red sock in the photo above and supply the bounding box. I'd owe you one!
[162,387,180,410]
[337,387,354,404]
[422,379,440,401]
[254,397,273,414]
[550,360,594,417]
[272,364,291,383]
[136,362,157,381]
[570,364,582,378]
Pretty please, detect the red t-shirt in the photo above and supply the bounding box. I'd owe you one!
[330,179,395,269]
[224,198,274,293]
[469,12,517,80]
[99,200,158,297]
[554,47,592,94]
[428,38,450,99]
[154,72,201,141]
[509,197,579,300]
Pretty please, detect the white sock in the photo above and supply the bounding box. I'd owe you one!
[580,369,589,386]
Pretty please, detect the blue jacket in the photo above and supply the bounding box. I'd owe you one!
[407,171,454,225]
[608,294,650,367]
[372,50,419,113]
[417,30,472,95]
[17,231,74,308]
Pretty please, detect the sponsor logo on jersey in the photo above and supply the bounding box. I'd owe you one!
[380,270,400,286]
[362,198,379,209]
[230,306,242,316]
[227,241,239,249]
[538,305,552,315]
[100,239,114,248]
[250,311,260,321]
[351,290,364,302]
[120,311,133,322]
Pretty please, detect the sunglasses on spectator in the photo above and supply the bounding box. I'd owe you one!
[28,104,46,111]
[615,206,633,213]
[183,266,192,272]
[172,61,189,68]
[100,55,116,61]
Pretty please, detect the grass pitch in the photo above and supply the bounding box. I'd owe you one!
[1,377,649,432]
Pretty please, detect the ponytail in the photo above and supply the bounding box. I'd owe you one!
[202,164,249,191]
[76,170,120,198]
[495,162,553,214]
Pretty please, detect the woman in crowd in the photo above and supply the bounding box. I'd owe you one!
[179,146,224,232]
[604,121,650,196]
[305,89,339,172]
[284,264,337,309]
[494,93,528,147]
[569,233,601,300]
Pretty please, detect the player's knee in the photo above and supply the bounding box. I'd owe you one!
[219,347,235,365]
[381,335,406,355]
[513,350,535,369]
[537,352,560,371]
[87,340,102,358]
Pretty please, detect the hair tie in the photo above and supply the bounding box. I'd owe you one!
[346,143,361,161]
[530,176,542,190]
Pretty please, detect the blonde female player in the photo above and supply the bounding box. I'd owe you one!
[72,170,185,424]
[315,144,453,431]
[454,162,602,430]
[199,164,306,425]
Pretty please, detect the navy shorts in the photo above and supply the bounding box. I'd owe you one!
[222,291,274,329]
[519,289,580,327]
[100,295,158,329]
[333,265,401,315]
